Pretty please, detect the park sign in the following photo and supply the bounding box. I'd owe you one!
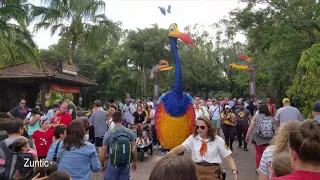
[50,83,80,94]
[61,61,79,76]
[249,81,256,96]
[154,84,159,98]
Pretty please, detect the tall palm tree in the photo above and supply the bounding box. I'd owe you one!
[0,0,39,67]
[32,0,120,65]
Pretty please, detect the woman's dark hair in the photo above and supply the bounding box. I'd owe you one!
[54,125,67,139]
[33,160,58,178]
[51,103,60,109]
[111,103,118,110]
[137,104,143,111]
[10,138,28,152]
[47,170,71,180]
[194,116,216,141]
[30,108,41,115]
[39,120,49,127]
[289,120,320,164]
[258,104,270,116]
[63,120,85,150]
[104,101,111,109]
[149,155,198,180]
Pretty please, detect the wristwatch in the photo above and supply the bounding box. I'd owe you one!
[232,169,238,174]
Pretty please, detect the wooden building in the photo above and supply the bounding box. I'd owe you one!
[0,61,97,113]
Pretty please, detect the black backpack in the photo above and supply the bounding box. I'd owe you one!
[0,140,34,180]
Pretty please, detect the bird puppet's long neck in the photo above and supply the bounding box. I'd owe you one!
[169,37,183,99]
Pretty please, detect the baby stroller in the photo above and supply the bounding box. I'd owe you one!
[129,124,153,161]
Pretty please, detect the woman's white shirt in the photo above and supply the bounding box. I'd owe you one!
[182,135,232,163]
[108,118,115,131]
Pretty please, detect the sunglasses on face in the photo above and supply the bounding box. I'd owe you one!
[196,125,206,130]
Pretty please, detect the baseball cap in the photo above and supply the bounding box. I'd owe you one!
[313,101,320,113]
[225,105,231,109]
[282,98,290,104]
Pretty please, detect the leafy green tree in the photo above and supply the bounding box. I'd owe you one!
[287,44,320,116]
[0,0,39,68]
[229,0,320,102]
[32,0,120,64]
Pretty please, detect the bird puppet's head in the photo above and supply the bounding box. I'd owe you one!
[168,23,193,46]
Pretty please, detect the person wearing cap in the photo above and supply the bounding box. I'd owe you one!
[274,98,302,127]
[312,101,320,123]
[220,105,236,150]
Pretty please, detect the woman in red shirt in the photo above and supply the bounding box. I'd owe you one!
[32,120,54,159]
[271,120,320,180]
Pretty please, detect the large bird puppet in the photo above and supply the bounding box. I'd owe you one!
[155,24,195,150]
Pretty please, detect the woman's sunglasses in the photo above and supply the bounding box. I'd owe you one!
[196,126,206,130]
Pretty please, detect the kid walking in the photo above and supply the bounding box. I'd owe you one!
[32,120,54,159]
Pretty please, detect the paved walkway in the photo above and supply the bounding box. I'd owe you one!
[91,138,258,180]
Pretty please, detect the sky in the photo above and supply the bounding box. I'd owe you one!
[30,0,247,49]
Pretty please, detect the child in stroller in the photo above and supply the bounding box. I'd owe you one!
[129,124,153,161]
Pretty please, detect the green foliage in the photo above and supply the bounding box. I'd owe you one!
[48,91,73,106]
[214,91,232,99]
[287,44,320,116]
[228,0,320,104]
[0,0,39,68]
[32,0,121,63]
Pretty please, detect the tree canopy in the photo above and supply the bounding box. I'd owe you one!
[2,0,320,113]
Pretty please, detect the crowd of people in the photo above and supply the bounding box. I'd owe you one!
[0,94,319,180]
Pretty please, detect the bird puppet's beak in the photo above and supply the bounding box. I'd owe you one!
[169,31,194,46]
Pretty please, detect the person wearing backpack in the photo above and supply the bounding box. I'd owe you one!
[99,111,137,180]
[245,104,275,173]
[0,118,37,180]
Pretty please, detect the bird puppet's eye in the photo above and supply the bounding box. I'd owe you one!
[169,26,174,32]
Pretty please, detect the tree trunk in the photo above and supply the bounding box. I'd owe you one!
[69,34,77,65]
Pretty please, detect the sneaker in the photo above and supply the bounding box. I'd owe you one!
[238,145,242,148]
[158,145,162,150]
[144,154,149,158]
[244,147,248,151]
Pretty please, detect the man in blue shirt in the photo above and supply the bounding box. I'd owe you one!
[100,111,137,180]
